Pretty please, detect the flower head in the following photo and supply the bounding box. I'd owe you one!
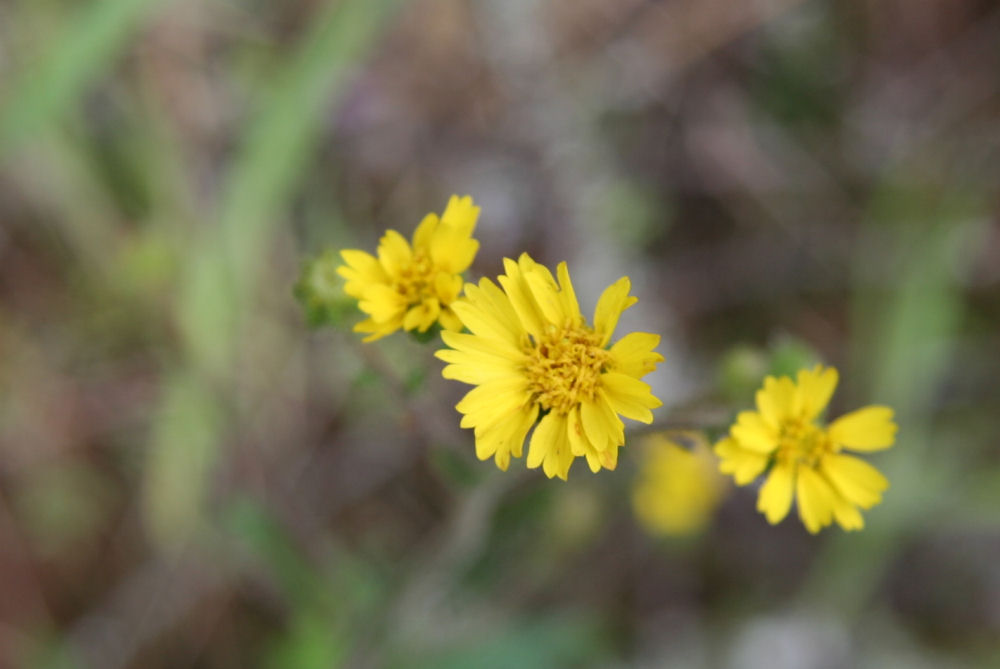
[294,248,355,327]
[632,431,727,537]
[715,365,897,533]
[337,195,480,341]
[436,253,663,480]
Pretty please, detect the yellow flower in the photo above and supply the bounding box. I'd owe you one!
[715,365,897,533]
[632,431,727,537]
[337,195,480,341]
[436,253,663,480]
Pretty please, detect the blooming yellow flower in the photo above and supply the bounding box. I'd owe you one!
[632,431,727,537]
[336,195,480,341]
[715,365,897,533]
[436,253,663,480]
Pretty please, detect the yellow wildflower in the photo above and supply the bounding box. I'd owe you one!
[337,195,480,341]
[436,253,663,480]
[715,365,897,533]
[632,432,727,537]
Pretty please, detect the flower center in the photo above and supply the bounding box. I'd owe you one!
[524,323,610,415]
[394,252,437,304]
[776,418,834,467]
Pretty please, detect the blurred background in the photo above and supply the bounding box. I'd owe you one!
[1,0,999,667]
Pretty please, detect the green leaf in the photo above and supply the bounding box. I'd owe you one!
[142,372,222,550]
[222,497,323,605]
[263,610,347,669]
[388,616,606,669]
[0,0,167,156]
[768,336,820,378]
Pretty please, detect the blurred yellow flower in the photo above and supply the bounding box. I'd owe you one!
[436,253,663,479]
[715,365,897,533]
[632,432,727,537]
[337,195,480,341]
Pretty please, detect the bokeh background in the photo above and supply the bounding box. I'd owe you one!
[2,0,999,667]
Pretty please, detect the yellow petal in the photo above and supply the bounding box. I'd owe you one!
[376,229,412,275]
[796,466,836,534]
[586,443,619,472]
[434,272,464,305]
[524,270,565,325]
[438,308,463,332]
[527,412,575,480]
[595,390,626,445]
[498,258,546,338]
[402,298,440,332]
[438,330,523,361]
[474,278,524,336]
[338,249,391,297]
[440,359,520,385]
[795,365,839,420]
[545,415,575,480]
[715,437,768,485]
[600,372,660,424]
[430,229,478,274]
[730,411,778,453]
[352,316,399,342]
[456,377,529,424]
[580,399,611,451]
[828,406,897,451]
[358,284,406,322]
[609,332,664,379]
[338,249,386,283]
[593,276,636,347]
[436,347,520,369]
[755,376,797,427]
[757,463,795,524]
[567,406,591,457]
[526,412,557,469]
[475,404,538,469]
[451,280,523,347]
[430,196,480,273]
[831,493,865,531]
[440,194,480,237]
[820,453,888,509]
[412,213,439,251]
[555,262,582,325]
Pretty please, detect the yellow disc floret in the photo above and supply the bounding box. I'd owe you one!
[525,324,610,416]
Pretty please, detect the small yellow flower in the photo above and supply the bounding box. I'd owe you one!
[632,432,727,537]
[715,365,897,533]
[436,253,664,480]
[337,195,480,341]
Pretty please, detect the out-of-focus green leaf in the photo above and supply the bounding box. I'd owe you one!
[148,0,401,552]
[0,0,167,156]
[800,180,989,614]
[768,336,820,378]
[222,497,324,605]
[217,0,402,295]
[387,616,606,669]
[717,344,768,403]
[142,373,222,550]
[19,631,83,669]
[178,0,401,375]
[263,609,348,669]
[294,248,356,328]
